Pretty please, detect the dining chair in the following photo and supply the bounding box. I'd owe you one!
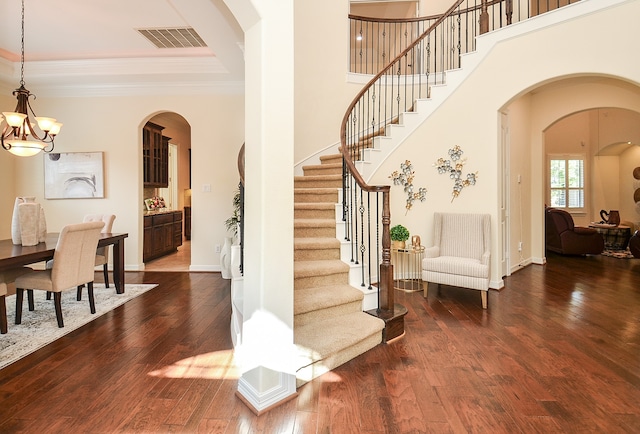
[75,214,115,301]
[84,214,116,286]
[14,221,105,328]
[0,267,32,334]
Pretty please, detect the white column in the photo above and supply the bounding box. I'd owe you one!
[225,0,297,413]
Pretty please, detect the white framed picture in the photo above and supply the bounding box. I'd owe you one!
[44,152,105,199]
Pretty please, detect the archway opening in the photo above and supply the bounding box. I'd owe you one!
[142,111,192,271]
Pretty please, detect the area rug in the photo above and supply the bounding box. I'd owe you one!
[601,248,635,259]
[0,283,157,370]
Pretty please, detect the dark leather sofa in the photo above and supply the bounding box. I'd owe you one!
[545,207,604,255]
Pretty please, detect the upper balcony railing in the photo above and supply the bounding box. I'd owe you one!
[349,0,579,75]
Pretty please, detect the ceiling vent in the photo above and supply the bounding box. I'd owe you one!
[137,27,207,49]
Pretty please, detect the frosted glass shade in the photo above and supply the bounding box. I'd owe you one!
[2,112,27,127]
[5,139,45,157]
[48,122,62,135]
[35,117,57,132]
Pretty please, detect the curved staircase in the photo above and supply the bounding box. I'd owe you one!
[293,153,384,386]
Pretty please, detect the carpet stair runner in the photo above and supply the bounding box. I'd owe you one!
[293,153,384,387]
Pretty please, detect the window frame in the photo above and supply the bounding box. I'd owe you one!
[547,153,587,214]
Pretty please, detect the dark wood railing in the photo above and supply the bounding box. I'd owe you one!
[349,0,580,74]
[341,0,579,324]
[237,143,245,275]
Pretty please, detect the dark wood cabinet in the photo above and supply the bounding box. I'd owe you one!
[143,211,183,262]
[143,122,170,188]
[143,217,153,261]
[184,206,191,240]
[173,212,183,249]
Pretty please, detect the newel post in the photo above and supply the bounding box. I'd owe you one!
[379,190,394,311]
[366,188,407,343]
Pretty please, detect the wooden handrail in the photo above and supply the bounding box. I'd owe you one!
[348,0,503,24]
[237,142,245,187]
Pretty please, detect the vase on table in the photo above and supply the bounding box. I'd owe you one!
[11,197,47,246]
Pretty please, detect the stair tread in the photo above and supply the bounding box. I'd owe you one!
[294,219,335,228]
[320,153,342,160]
[294,174,342,181]
[295,203,335,210]
[295,237,340,249]
[303,163,342,170]
[294,312,384,357]
[294,284,363,315]
[294,187,339,193]
[294,259,348,277]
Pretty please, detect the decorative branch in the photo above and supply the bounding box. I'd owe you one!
[434,146,478,202]
[389,160,427,214]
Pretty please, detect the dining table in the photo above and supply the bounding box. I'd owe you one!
[0,232,129,294]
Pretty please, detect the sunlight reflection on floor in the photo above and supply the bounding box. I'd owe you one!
[147,349,240,380]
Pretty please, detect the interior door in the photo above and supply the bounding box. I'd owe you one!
[159,143,178,209]
[500,111,510,278]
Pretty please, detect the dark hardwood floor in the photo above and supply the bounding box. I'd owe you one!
[0,252,639,433]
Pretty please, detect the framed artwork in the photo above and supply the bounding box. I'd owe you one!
[44,152,105,199]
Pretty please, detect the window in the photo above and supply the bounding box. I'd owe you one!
[549,156,585,211]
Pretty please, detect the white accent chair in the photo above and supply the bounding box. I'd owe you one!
[422,213,491,309]
[14,221,105,328]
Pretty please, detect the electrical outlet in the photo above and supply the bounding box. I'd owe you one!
[215,244,221,253]
[518,241,523,252]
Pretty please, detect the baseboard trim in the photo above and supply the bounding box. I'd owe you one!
[489,279,504,290]
[188,265,219,272]
[236,368,297,415]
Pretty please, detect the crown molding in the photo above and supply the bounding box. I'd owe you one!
[38,80,246,97]
[26,56,228,77]
[0,56,245,97]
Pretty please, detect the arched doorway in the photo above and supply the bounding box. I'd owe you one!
[501,76,640,272]
[142,111,192,271]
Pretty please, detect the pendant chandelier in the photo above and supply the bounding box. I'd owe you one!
[1,0,62,157]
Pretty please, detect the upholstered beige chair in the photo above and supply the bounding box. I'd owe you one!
[14,221,105,328]
[0,267,32,334]
[422,212,491,309]
[46,214,115,301]
[84,214,116,288]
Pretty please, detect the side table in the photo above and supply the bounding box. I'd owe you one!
[392,246,424,291]
[588,223,631,250]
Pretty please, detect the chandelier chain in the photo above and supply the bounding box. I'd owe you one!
[1,0,62,157]
[20,0,25,86]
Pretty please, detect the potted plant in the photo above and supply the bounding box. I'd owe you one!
[390,224,410,249]
[221,187,242,279]
[224,188,242,242]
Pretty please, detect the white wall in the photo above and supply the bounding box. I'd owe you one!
[294,0,363,164]
[1,92,244,271]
